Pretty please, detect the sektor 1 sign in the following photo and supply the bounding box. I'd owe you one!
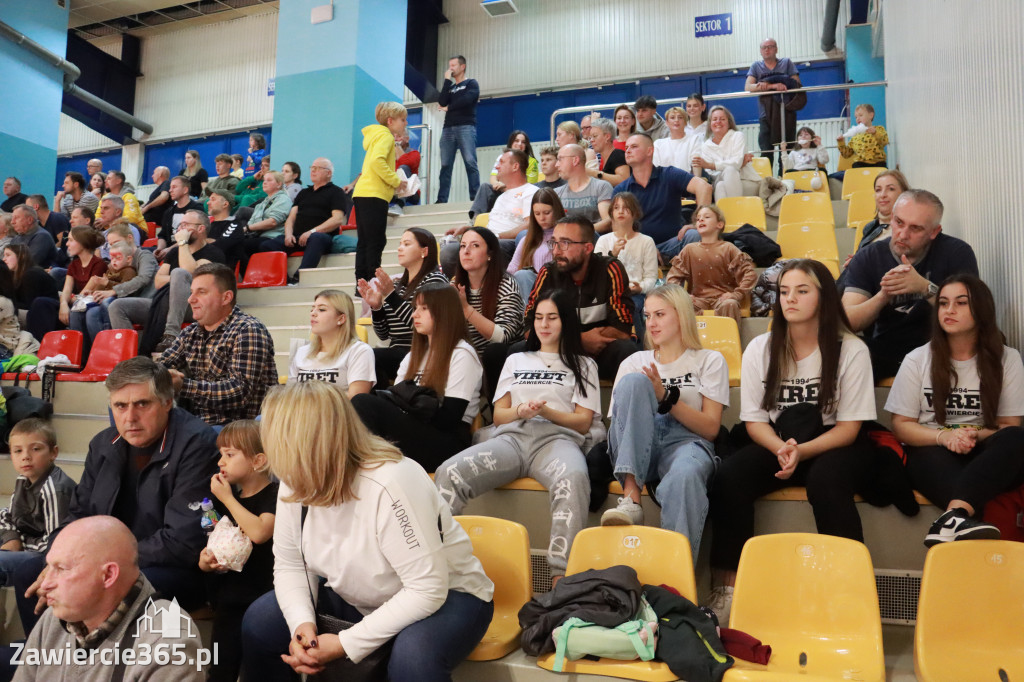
[694,13,733,38]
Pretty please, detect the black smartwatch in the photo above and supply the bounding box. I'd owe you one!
[597,171,604,179]
[657,386,680,414]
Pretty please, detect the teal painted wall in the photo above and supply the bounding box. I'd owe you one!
[845,24,886,128]
[272,0,406,184]
[0,0,69,196]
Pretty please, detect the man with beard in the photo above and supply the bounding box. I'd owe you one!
[522,215,636,379]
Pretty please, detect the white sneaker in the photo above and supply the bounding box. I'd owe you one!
[600,497,644,526]
[387,204,403,216]
[707,586,734,628]
[823,47,844,59]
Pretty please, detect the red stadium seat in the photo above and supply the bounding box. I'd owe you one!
[142,238,158,248]
[146,222,157,239]
[2,330,83,381]
[341,205,357,231]
[57,329,137,382]
[238,251,287,288]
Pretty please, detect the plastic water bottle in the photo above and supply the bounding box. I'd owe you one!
[200,498,221,532]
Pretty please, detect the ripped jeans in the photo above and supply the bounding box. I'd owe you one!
[435,419,589,576]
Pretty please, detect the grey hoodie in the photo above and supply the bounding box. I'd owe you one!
[638,113,670,141]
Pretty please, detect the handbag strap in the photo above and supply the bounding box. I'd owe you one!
[299,505,318,611]
[552,617,589,673]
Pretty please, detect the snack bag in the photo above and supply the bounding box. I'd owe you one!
[207,517,252,572]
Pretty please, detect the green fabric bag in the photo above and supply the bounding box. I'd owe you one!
[551,594,659,672]
[332,233,358,254]
[2,354,38,373]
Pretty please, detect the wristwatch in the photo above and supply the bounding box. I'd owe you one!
[597,171,604,179]
[926,281,939,297]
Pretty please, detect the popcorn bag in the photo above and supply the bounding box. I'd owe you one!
[207,517,252,572]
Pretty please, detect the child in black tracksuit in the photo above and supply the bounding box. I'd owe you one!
[199,420,277,682]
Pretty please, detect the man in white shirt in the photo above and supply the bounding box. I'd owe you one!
[441,148,537,275]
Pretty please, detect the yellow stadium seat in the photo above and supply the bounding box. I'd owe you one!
[783,170,829,194]
[355,316,372,343]
[473,212,490,228]
[718,196,766,232]
[915,541,1024,682]
[846,189,876,227]
[750,156,772,178]
[836,153,854,172]
[724,533,885,681]
[456,516,532,662]
[696,314,741,387]
[776,223,840,265]
[778,192,834,227]
[537,526,695,681]
[841,166,884,199]
[852,221,867,252]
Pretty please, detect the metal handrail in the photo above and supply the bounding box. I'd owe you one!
[407,123,431,204]
[549,80,888,143]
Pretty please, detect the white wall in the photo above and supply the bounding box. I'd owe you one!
[883,1,1024,347]
[439,0,847,97]
[58,10,278,155]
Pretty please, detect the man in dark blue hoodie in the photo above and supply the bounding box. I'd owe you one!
[13,357,218,635]
[436,55,481,203]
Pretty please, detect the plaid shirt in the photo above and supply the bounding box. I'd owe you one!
[161,306,277,425]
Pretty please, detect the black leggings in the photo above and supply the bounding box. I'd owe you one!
[710,438,873,570]
[353,196,389,283]
[906,425,1024,513]
[351,392,471,473]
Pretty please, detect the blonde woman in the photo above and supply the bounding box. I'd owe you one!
[240,382,494,681]
[288,290,375,397]
[692,106,761,201]
[601,283,730,563]
[180,149,208,198]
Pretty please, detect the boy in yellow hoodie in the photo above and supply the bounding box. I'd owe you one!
[353,101,409,283]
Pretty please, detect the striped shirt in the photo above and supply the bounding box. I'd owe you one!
[464,272,524,354]
[0,466,76,552]
[525,252,634,335]
[371,269,450,348]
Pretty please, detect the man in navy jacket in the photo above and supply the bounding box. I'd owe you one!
[14,357,218,634]
[436,54,481,203]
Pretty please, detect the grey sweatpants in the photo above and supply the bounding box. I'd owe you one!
[435,420,590,576]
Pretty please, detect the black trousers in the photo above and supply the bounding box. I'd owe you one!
[354,196,389,283]
[759,106,798,175]
[906,426,1024,513]
[351,393,471,473]
[710,438,873,570]
[373,345,410,389]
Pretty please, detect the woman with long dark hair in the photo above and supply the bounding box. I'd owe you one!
[435,289,599,585]
[707,259,876,626]
[2,244,57,316]
[886,274,1024,545]
[601,284,729,563]
[352,283,483,470]
[359,227,449,385]
[452,226,524,396]
[506,189,565,304]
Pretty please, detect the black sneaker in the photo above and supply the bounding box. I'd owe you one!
[154,333,178,356]
[924,508,1001,547]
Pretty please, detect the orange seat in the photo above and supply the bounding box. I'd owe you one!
[341,206,357,231]
[146,222,157,239]
[238,251,287,288]
[2,330,83,381]
[141,238,158,248]
[57,329,137,382]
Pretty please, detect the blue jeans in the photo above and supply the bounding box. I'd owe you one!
[240,586,493,682]
[656,229,700,264]
[0,550,41,587]
[260,232,332,271]
[631,293,648,343]
[608,373,718,560]
[69,296,114,359]
[437,124,480,203]
[512,269,538,307]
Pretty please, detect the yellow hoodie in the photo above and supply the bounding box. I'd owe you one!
[353,123,401,201]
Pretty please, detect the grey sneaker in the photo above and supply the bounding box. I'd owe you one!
[924,508,1001,547]
[387,203,403,216]
[707,585,734,628]
[601,496,644,526]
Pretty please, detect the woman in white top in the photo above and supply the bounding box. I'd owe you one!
[886,274,1024,546]
[692,106,762,202]
[436,289,599,584]
[708,259,876,625]
[288,289,375,397]
[594,192,659,340]
[684,93,708,139]
[653,106,702,174]
[352,283,483,472]
[240,381,494,681]
[601,284,729,562]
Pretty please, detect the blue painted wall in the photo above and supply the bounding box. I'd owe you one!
[272,0,407,185]
[481,60,847,148]
[0,0,69,197]
[845,24,886,128]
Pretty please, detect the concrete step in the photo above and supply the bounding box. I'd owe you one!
[49,413,109,457]
[237,284,337,306]
[296,263,405,288]
[240,302,318,327]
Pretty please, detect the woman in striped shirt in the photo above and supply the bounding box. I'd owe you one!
[358,227,448,386]
[451,226,524,399]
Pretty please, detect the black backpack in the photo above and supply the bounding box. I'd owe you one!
[722,224,782,267]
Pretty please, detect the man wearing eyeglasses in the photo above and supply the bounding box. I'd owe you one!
[522,215,636,380]
[109,210,225,356]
